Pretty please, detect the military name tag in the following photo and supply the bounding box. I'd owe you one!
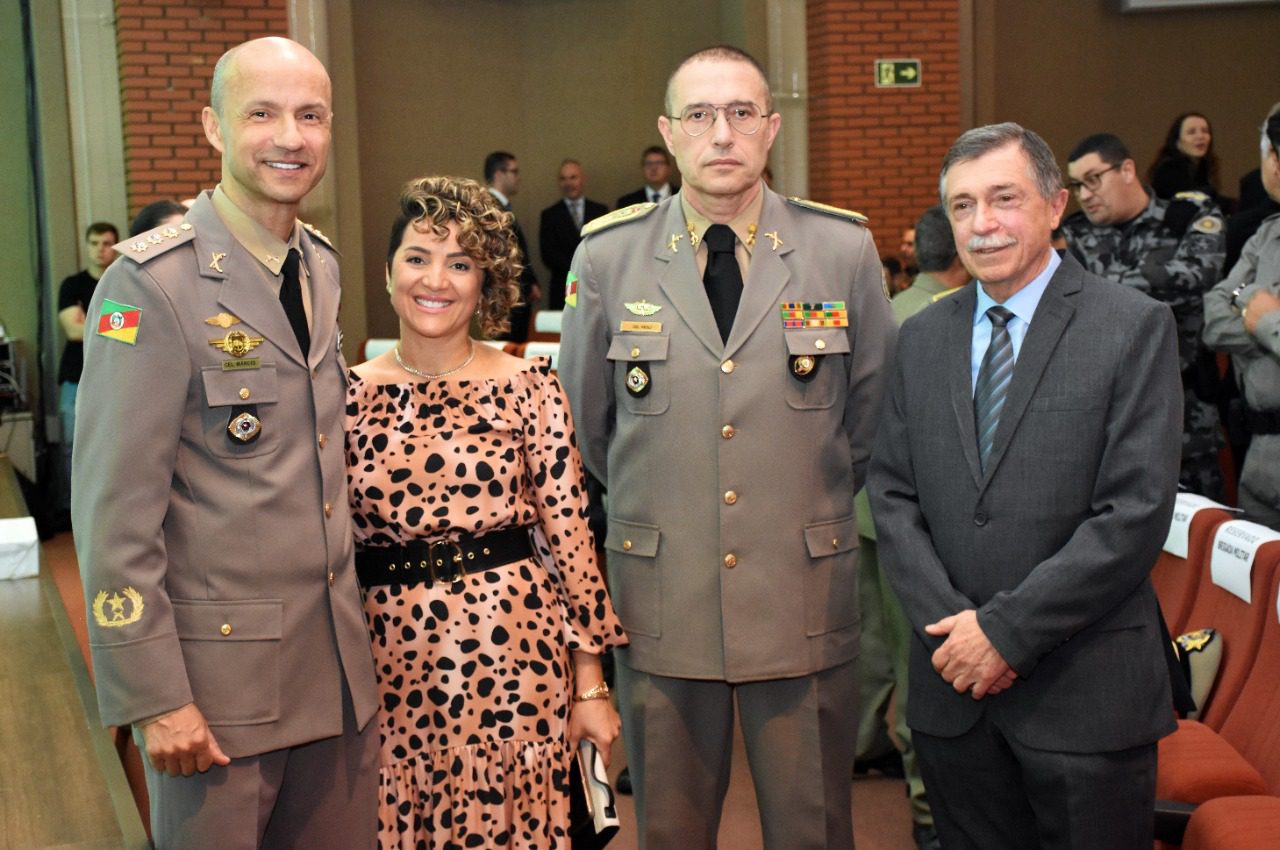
[619,321,663,333]
[221,357,261,371]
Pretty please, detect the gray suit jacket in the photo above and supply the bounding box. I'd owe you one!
[868,254,1181,752]
[559,188,896,681]
[72,192,378,757]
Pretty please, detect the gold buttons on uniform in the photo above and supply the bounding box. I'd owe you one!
[721,360,735,374]
[318,433,327,448]
[324,502,333,518]
[833,538,839,549]
[815,339,827,351]
[238,387,250,400]
[328,571,336,587]
[623,540,633,551]
[724,490,738,505]
[721,424,735,439]
[723,553,737,569]
[220,624,232,636]
[631,347,641,358]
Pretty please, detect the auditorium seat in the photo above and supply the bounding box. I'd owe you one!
[1153,506,1233,635]
[1175,565,1280,847]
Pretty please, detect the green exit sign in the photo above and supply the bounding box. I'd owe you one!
[874,59,921,88]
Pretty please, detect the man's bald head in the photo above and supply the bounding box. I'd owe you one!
[210,37,330,117]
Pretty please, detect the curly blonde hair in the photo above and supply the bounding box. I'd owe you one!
[386,176,524,338]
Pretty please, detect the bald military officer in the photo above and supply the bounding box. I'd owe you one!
[559,45,897,850]
[72,38,378,849]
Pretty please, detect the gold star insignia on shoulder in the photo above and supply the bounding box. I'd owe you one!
[210,329,264,357]
[162,227,180,238]
[205,312,242,329]
[180,222,193,231]
[786,196,869,224]
[92,587,144,627]
[131,240,148,253]
[209,251,228,273]
[581,203,658,237]
[147,233,164,245]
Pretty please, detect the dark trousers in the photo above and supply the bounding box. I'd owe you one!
[915,712,1157,850]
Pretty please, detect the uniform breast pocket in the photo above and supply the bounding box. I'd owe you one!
[607,334,670,415]
[200,365,281,458]
[172,598,282,726]
[784,329,850,410]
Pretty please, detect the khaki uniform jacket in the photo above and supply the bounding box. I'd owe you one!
[559,188,896,682]
[72,192,377,757]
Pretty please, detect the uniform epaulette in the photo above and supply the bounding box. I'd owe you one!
[581,202,658,237]
[301,220,337,251]
[931,286,965,303]
[786,197,868,224]
[119,221,196,264]
[1173,190,1212,204]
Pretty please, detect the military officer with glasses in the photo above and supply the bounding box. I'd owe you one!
[1061,132,1226,500]
[560,44,895,850]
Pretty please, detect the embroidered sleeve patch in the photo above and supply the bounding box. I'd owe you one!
[96,299,143,345]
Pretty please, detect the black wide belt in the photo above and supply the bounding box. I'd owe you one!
[1246,407,1280,435]
[355,526,534,589]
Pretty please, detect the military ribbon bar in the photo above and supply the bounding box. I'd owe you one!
[780,301,849,328]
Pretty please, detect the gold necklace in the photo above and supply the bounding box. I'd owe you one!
[394,338,476,380]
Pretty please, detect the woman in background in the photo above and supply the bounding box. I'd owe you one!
[347,175,625,849]
[1149,111,1224,205]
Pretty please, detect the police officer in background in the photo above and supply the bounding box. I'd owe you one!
[72,37,378,848]
[1062,132,1226,499]
[1204,107,1280,527]
[559,45,896,850]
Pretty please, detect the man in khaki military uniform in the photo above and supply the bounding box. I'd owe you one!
[72,38,378,849]
[559,45,896,850]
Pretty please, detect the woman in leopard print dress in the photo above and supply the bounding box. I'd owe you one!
[346,176,626,849]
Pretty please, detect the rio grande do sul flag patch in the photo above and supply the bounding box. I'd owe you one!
[96,299,142,345]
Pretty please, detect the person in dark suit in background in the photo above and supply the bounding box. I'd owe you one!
[484,150,539,341]
[869,122,1182,849]
[540,159,607,310]
[615,145,677,208]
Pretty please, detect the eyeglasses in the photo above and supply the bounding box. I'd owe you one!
[670,103,769,137]
[1066,165,1118,195]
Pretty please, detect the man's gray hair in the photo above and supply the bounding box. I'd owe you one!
[913,205,957,274]
[939,122,1063,203]
[209,43,242,116]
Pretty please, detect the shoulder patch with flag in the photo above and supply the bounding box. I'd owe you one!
[565,271,579,309]
[96,299,142,345]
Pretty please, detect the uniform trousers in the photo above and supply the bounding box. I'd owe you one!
[616,654,857,850]
[140,682,378,850]
[914,713,1156,850]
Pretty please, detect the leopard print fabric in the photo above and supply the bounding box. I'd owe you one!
[346,360,626,849]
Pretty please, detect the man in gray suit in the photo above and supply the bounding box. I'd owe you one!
[73,38,378,848]
[559,45,896,849]
[868,123,1182,848]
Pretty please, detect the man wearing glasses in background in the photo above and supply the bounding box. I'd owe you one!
[616,145,678,209]
[1061,133,1226,500]
[560,45,896,850]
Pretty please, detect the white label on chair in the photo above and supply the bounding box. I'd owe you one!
[1210,520,1280,603]
[1163,493,1231,558]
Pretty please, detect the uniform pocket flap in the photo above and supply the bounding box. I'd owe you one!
[171,599,284,641]
[804,515,858,558]
[201,364,279,407]
[605,518,661,558]
[784,329,851,357]
[607,334,670,362]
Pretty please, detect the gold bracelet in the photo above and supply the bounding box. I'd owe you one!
[575,682,611,702]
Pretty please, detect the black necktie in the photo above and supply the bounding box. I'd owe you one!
[279,248,310,357]
[703,224,743,343]
[974,306,1015,471]
[651,190,661,204]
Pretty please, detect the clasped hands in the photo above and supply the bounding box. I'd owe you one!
[926,609,1017,700]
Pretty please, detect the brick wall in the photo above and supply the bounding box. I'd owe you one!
[806,0,961,261]
[116,0,289,216]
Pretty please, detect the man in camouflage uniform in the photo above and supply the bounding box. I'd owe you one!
[1062,133,1226,499]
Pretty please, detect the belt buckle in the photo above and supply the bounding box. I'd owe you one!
[428,539,465,586]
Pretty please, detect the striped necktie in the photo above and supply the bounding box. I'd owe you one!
[974,305,1015,471]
